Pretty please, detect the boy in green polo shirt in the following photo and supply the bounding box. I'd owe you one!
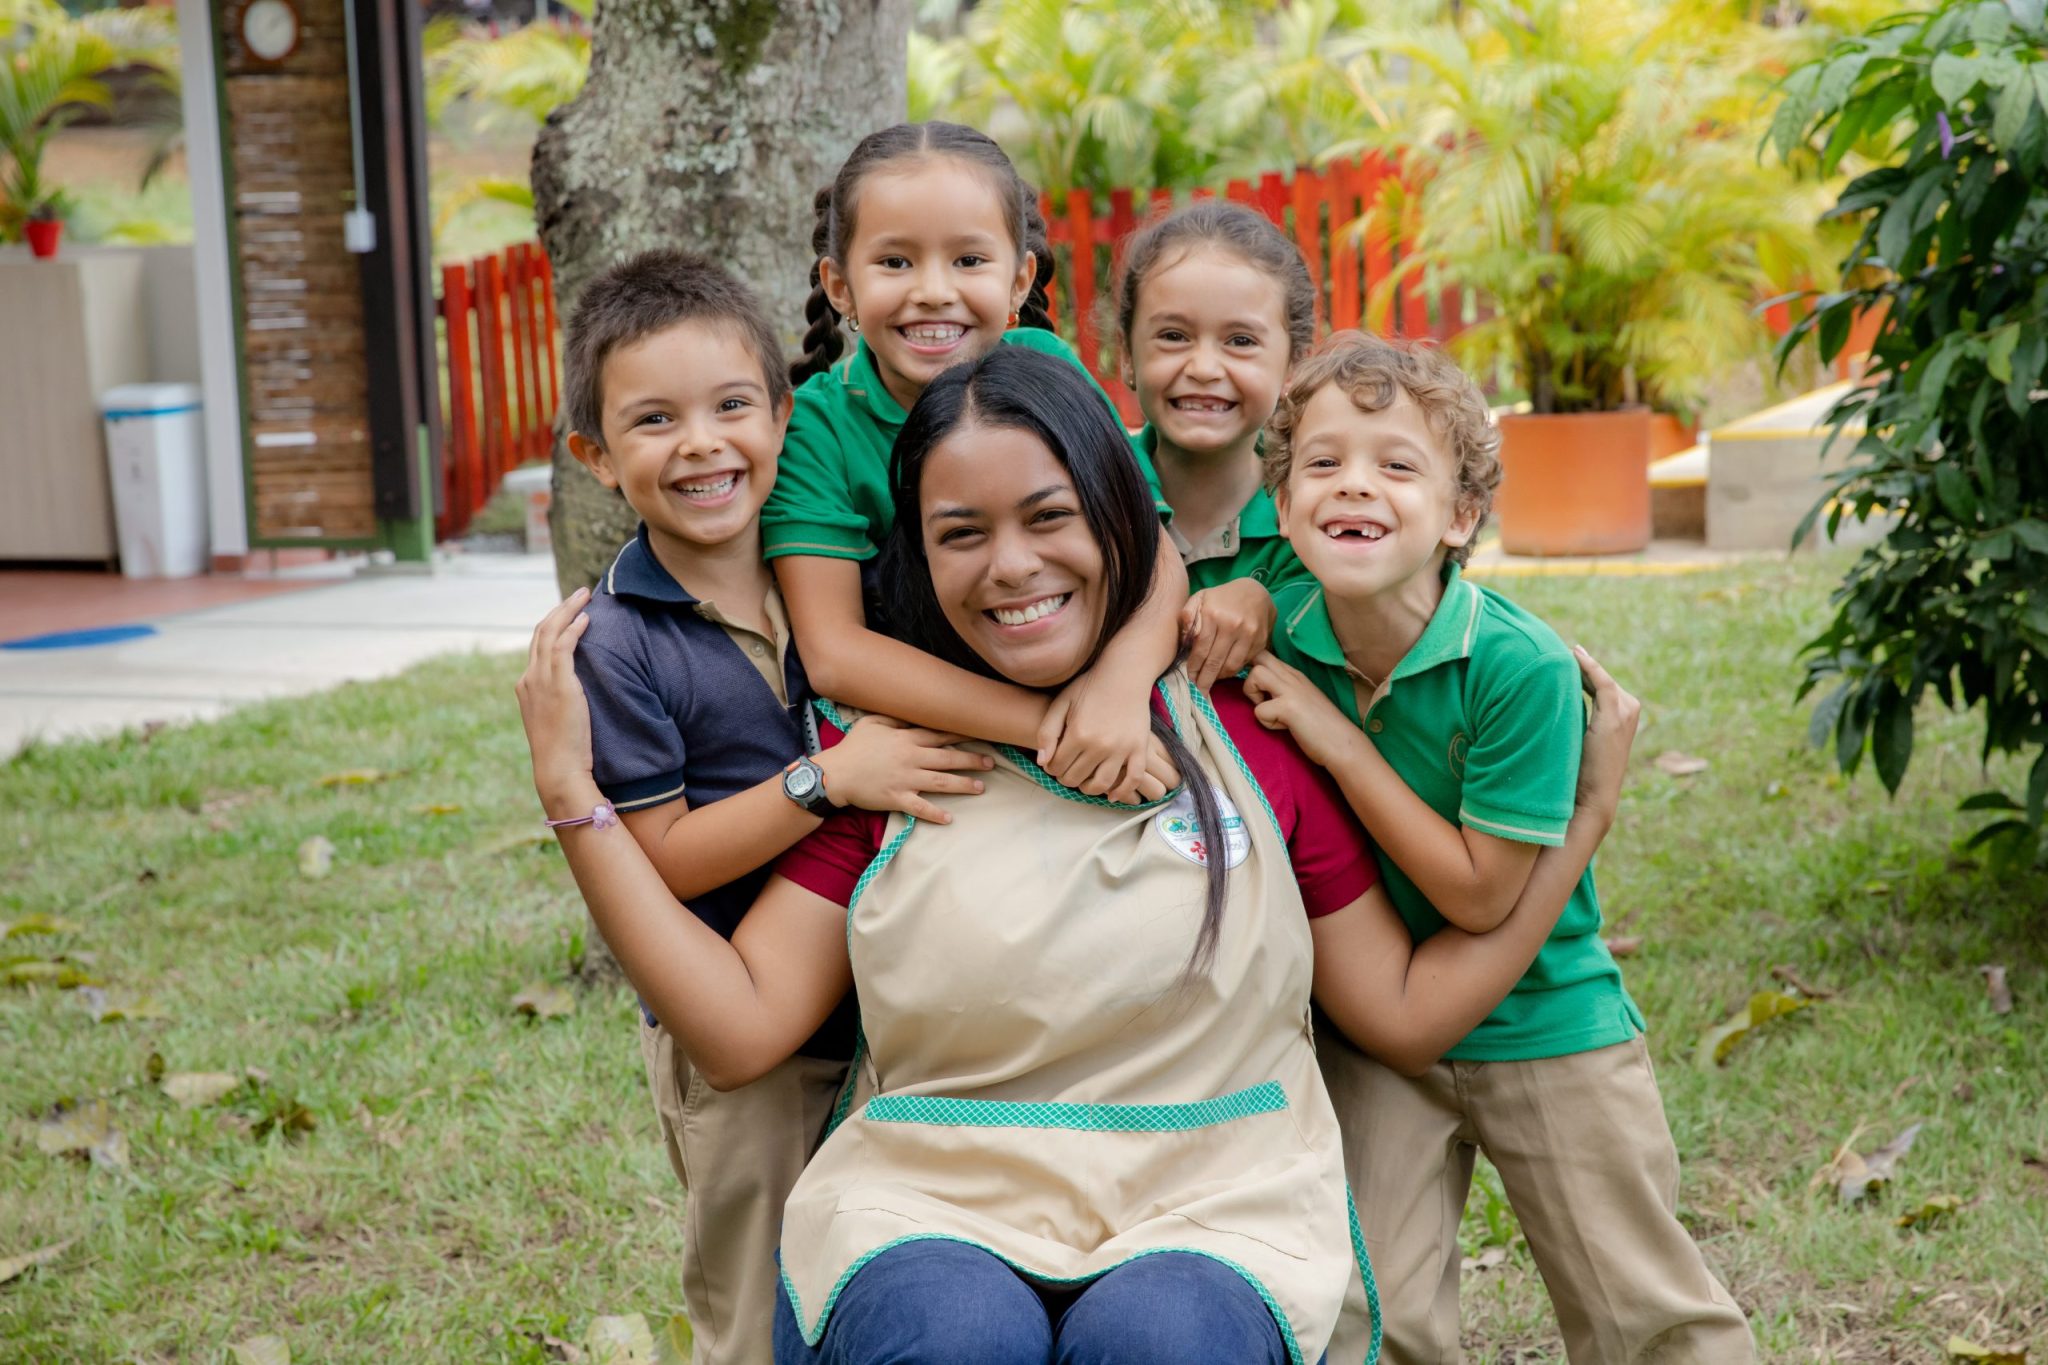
[1244,332,1753,1365]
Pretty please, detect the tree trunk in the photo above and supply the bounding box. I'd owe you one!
[531,0,907,981]
[533,0,911,598]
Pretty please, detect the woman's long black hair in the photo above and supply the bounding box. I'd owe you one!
[880,347,1230,976]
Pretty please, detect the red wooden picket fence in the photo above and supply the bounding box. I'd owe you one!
[436,241,561,540]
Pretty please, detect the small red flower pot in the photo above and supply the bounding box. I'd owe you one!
[25,219,63,258]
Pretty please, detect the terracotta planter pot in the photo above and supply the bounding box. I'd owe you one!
[24,219,62,258]
[1494,410,1653,556]
[1647,413,1696,464]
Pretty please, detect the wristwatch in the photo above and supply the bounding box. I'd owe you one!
[782,756,831,812]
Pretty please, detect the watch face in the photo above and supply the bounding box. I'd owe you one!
[243,0,299,62]
[786,765,820,798]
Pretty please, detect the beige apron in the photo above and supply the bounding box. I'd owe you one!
[783,677,1380,1364]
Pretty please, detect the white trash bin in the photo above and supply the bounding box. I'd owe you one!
[100,382,209,579]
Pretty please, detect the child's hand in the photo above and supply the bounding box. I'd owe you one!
[1244,650,1361,769]
[516,589,596,803]
[816,716,994,825]
[1570,645,1641,828]
[1038,670,1172,804]
[1181,579,1277,691]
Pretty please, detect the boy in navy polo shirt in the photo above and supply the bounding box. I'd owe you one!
[560,251,993,1365]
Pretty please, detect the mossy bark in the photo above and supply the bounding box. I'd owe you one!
[532,0,910,600]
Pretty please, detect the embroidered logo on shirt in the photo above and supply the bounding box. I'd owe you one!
[1449,731,1469,778]
[1154,787,1251,868]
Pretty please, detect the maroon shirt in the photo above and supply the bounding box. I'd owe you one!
[778,680,1378,917]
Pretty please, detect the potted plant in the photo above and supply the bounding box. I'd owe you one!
[1352,0,1831,554]
[24,185,71,258]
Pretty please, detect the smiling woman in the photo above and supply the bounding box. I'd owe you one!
[516,345,1640,1365]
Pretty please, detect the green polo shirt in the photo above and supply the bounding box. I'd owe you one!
[1270,564,1644,1061]
[1130,426,1310,594]
[762,329,1166,562]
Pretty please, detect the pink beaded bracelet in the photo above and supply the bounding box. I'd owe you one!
[543,800,618,831]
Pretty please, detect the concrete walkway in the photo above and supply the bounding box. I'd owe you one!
[0,552,562,759]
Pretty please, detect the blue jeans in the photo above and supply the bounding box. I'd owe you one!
[772,1239,1293,1364]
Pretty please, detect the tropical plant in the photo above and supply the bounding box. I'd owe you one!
[0,0,177,241]
[1771,0,2048,861]
[942,0,1269,194]
[422,0,591,248]
[423,0,592,135]
[1192,0,1385,184]
[1343,0,1835,416]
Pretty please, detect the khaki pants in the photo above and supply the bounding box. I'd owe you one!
[1320,1034,1752,1365]
[638,1020,849,1365]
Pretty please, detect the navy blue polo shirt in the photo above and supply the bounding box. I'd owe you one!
[575,525,855,1060]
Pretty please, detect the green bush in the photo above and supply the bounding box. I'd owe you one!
[1774,0,2048,859]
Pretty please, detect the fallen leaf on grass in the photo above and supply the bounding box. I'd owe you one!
[1695,991,1812,1067]
[34,1100,128,1169]
[1604,934,1644,958]
[229,1335,291,1365]
[0,1237,76,1285]
[1895,1193,1965,1229]
[519,1328,586,1363]
[1460,1246,1510,1273]
[317,768,405,788]
[587,1313,657,1365]
[1653,751,1710,777]
[1947,1338,2026,1363]
[414,802,463,816]
[655,1314,692,1364]
[1770,964,1839,1000]
[76,987,166,1023]
[248,1096,317,1142]
[2,915,83,938]
[297,836,335,880]
[1981,965,2013,1015]
[161,1072,243,1109]
[1821,1122,1923,1204]
[513,982,575,1019]
[2,958,99,989]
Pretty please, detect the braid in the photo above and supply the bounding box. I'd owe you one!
[1018,193,1057,332]
[791,185,844,388]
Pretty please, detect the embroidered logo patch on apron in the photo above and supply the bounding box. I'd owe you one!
[1153,786,1251,868]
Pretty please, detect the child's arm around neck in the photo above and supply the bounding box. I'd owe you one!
[1245,648,1540,933]
[776,531,1187,800]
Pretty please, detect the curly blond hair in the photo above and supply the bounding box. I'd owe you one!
[1261,331,1502,566]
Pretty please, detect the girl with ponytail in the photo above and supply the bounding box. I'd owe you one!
[763,121,1187,807]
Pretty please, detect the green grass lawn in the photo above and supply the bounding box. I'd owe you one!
[4,552,2045,1363]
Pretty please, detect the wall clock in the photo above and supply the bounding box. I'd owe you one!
[240,0,300,64]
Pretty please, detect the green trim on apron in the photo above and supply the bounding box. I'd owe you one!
[1187,684,1286,845]
[822,804,919,1141]
[863,1080,1287,1130]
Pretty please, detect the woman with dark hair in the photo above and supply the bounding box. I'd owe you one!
[518,347,1639,1365]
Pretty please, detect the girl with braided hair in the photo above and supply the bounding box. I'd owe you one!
[763,121,1189,807]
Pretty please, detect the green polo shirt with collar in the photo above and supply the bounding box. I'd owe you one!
[1130,426,1311,594]
[762,328,1167,563]
[1270,563,1644,1061]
